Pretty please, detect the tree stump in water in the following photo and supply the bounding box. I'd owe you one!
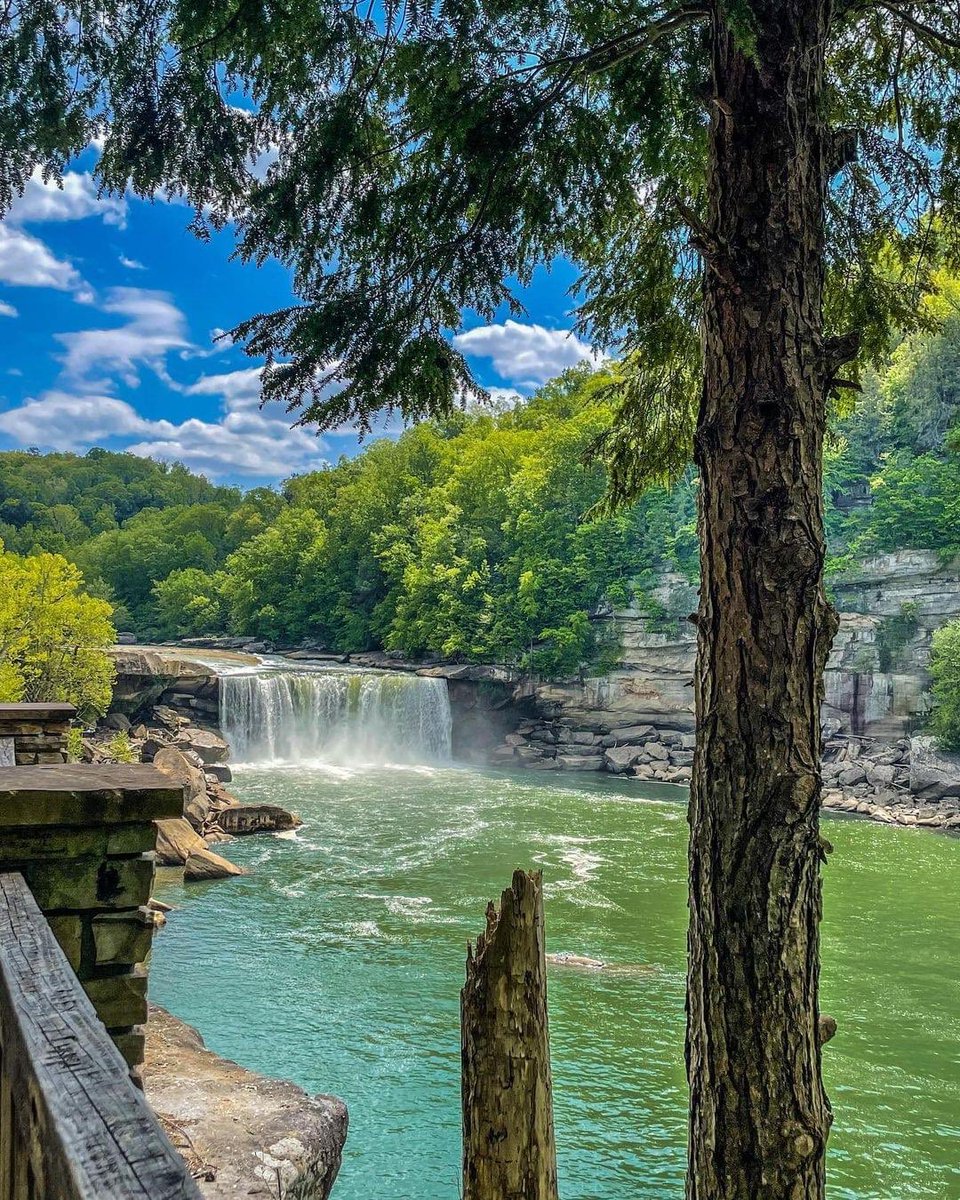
[461,869,559,1200]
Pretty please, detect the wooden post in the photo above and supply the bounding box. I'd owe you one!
[461,869,559,1200]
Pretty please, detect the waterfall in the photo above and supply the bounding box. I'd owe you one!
[219,668,453,766]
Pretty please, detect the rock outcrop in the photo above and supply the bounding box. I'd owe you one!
[107,648,219,719]
[909,736,960,802]
[183,847,247,880]
[218,804,302,836]
[144,1005,347,1200]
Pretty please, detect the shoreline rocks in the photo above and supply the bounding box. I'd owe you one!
[144,1005,346,1200]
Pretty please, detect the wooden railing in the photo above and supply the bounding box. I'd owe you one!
[0,873,201,1199]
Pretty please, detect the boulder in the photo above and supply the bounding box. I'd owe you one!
[910,736,960,801]
[218,805,302,836]
[151,705,183,733]
[102,711,132,732]
[204,763,233,783]
[184,848,247,881]
[865,764,897,788]
[603,746,640,774]
[141,734,171,761]
[838,765,867,786]
[155,818,205,866]
[557,754,603,771]
[607,724,656,745]
[115,632,138,645]
[175,729,230,764]
[645,742,670,762]
[152,747,207,805]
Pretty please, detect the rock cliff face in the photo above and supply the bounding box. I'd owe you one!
[506,551,960,750]
[824,551,960,737]
[489,552,960,827]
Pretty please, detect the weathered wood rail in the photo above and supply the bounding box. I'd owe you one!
[0,872,201,1199]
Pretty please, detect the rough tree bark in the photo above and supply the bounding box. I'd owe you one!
[687,4,843,1198]
[461,869,559,1200]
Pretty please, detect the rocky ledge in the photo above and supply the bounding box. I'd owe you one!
[86,693,301,879]
[490,717,694,783]
[144,1005,347,1199]
[492,714,960,833]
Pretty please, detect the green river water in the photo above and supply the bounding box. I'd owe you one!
[150,764,960,1199]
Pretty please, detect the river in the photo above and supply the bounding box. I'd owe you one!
[149,666,960,1199]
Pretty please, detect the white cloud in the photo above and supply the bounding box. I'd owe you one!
[56,288,192,388]
[0,392,153,448]
[453,320,601,387]
[0,368,332,480]
[119,255,145,270]
[7,169,126,227]
[0,301,17,318]
[0,224,84,291]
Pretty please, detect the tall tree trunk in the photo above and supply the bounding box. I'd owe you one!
[461,869,559,1200]
[686,4,839,1198]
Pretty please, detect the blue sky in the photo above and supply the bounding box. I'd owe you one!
[0,162,599,487]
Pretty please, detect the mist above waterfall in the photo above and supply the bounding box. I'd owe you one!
[219,668,453,766]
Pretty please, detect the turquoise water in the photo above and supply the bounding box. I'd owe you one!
[149,765,960,1199]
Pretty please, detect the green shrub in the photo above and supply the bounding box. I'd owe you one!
[105,731,137,764]
[930,620,960,751]
[65,726,84,762]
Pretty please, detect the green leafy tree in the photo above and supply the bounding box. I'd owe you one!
[930,620,960,751]
[9,5,960,1192]
[219,508,329,641]
[0,541,115,716]
[152,568,225,639]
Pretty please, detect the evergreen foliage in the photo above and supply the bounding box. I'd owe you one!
[4,3,960,452]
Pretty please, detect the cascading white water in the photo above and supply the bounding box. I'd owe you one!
[219,668,453,766]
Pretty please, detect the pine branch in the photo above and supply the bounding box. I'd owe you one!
[873,2,960,52]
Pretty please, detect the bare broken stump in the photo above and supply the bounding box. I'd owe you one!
[461,869,559,1200]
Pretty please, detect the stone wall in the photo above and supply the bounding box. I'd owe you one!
[0,702,73,765]
[0,764,184,1070]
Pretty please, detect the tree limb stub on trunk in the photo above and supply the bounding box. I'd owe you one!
[461,869,559,1200]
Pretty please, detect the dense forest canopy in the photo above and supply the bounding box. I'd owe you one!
[4,316,959,675]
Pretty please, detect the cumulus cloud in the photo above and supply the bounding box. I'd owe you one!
[0,168,127,301]
[453,320,601,387]
[56,288,193,388]
[119,255,145,270]
[0,367,332,480]
[0,224,84,291]
[0,301,17,318]
[0,392,153,448]
[7,169,126,227]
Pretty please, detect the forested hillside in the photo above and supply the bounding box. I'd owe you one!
[3,316,959,674]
